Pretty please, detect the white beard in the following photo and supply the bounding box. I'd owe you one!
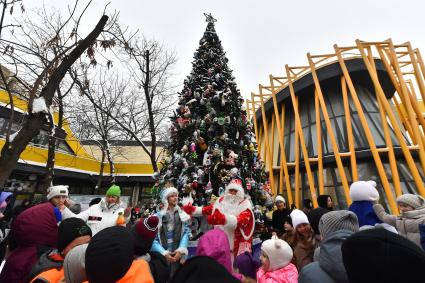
[217,194,245,216]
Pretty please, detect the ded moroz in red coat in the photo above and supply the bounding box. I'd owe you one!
[194,195,255,257]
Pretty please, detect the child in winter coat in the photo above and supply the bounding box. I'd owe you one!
[29,218,92,282]
[196,228,244,280]
[257,235,298,283]
[348,180,382,227]
[291,209,318,270]
[373,193,425,247]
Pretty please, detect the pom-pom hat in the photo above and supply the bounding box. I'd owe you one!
[350,180,379,202]
[261,235,293,271]
[132,215,159,256]
[135,215,159,241]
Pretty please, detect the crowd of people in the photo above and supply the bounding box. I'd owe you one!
[0,179,424,282]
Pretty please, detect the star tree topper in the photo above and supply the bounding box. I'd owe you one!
[204,13,217,24]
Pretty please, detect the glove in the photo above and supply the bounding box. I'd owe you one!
[182,203,196,215]
[207,209,226,226]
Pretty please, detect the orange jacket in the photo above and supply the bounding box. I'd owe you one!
[83,259,154,283]
[30,267,64,283]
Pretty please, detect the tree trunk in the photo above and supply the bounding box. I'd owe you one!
[0,15,108,187]
[40,116,56,192]
[40,99,64,193]
[95,147,106,193]
[144,50,158,172]
[105,140,115,183]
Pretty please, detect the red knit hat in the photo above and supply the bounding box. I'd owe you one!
[135,215,159,241]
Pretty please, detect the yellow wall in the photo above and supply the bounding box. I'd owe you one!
[0,89,158,176]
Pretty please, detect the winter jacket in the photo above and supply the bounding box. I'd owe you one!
[299,230,355,283]
[196,228,244,280]
[257,263,298,283]
[0,202,60,283]
[151,207,190,256]
[116,259,154,283]
[28,249,64,282]
[420,224,425,250]
[136,252,170,283]
[82,259,154,283]
[30,268,64,283]
[196,228,233,273]
[349,201,381,227]
[62,198,129,235]
[293,237,318,271]
[373,204,425,247]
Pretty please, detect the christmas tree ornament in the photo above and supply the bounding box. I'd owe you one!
[182,158,189,169]
[197,137,208,151]
[192,180,199,189]
[203,151,212,166]
[246,182,252,191]
[212,144,223,158]
[190,142,196,152]
[229,167,239,178]
[218,186,225,196]
[221,93,228,106]
[206,180,212,191]
[225,150,238,166]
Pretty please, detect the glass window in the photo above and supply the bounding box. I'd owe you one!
[356,85,379,113]
[57,140,75,154]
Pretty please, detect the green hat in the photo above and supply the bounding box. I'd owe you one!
[106,185,121,197]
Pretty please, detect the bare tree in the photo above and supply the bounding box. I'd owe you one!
[0,0,110,187]
[66,70,128,191]
[104,23,178,172]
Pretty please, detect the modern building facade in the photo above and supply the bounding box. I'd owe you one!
[247,40,425,213]
[0,87,166,205]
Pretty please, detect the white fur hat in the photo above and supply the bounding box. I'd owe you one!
[161,187,178,204]
[290,209,309,228]
[225,178,245,199]
[350,180,379,202]
[47,185,69,200]
[275,195,286,203]
[261,235,293,271]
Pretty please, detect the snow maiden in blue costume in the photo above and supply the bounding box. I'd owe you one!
[348,180,382,227]
[152,187,190,277]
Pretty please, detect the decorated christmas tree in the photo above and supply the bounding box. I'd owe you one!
[157,14,267,206]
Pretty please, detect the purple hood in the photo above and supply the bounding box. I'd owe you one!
[196,228,232,273]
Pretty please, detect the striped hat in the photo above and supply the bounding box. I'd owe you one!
[319,210,359,239]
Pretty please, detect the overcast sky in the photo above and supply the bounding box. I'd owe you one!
[25,0,425,99]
